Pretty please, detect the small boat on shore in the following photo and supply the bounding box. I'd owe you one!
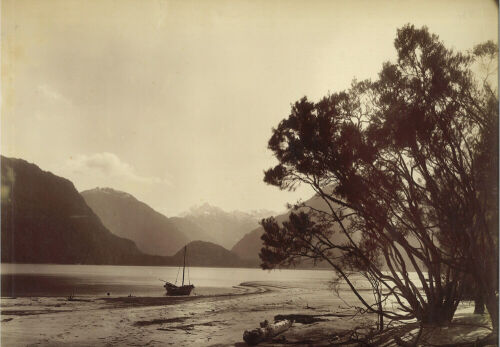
[164,281,194,296]
[163,246,194,296]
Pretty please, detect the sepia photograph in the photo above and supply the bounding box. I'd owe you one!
[1,0,498,345]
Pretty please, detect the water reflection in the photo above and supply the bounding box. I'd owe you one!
[1,263,335,297]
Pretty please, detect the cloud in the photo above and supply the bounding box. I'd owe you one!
[61,152,170,186]
[37,84,68,102]
[34,84,72,122]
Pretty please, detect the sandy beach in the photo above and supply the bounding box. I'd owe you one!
[2,279,494,347]
[1,280,376,346]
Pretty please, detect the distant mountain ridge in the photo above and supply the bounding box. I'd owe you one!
[81,188,272,255]
[231,193,420,271]
[168,217,217,244]
[81,187,189,256]
[0,156,258,268]
[178,203,275,249]
[180,203,275,220]
[232,194,341,268]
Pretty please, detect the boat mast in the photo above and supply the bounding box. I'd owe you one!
[182,246,186,286]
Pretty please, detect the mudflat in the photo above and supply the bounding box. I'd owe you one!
[1,281,492,346]
[1,281,372,346]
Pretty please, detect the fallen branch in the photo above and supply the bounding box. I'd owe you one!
[330,322,420,346]
[274,313,351,324]
[243,319,292,345]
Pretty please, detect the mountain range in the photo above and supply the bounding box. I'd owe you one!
[231,194,339,268]
[2,155,354,269]
[171,240,256,267]
[232,192,421,271]
[81,188,274,256]
[81,187,189,256]
[178,203,274,249]
[0,156,255,267]
[1,156,145,264]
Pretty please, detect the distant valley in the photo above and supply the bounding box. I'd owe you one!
[81,187,274,256]
[81,187,190,256]
[177,203,275,249]
[2,155,345,269]
[0,156,268,268]
[231,194,336,268]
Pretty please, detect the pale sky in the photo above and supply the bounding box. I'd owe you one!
[2,0,498,216]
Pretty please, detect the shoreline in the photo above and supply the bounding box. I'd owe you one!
[1,281,493,346]
[1,262,334,272]
[1,281,369,346]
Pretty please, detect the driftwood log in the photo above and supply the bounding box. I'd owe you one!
[243,319,292,345]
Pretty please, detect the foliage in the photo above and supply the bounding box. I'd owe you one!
[261,24,498,327]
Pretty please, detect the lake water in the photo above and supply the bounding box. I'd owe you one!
[1,263,337,297]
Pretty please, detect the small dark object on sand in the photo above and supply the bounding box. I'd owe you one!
[66,296,92,303]
[243,319,292,345]
[274,314,325,324]
[107,292,110,296]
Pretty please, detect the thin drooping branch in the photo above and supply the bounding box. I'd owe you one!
[261,24,498,328]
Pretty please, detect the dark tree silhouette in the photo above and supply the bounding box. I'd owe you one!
[261,25,498,330]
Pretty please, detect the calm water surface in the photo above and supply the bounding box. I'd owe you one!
[1,263,335,297]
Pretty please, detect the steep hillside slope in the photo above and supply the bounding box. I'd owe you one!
[232,194,341,264]
[171,241,255,268]
[81,188,189,256]
[169,217,217,244]
[232,193,420,271]
[0,156,149,264]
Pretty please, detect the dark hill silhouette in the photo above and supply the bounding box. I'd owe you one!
[81,188,189,256]
[0,156,258,267]
[232,194,335,264]
[232,192,420,270]
[0,156,167,265]
[231,227,264,261]
[169,217,217,244]
[172,241,256,268]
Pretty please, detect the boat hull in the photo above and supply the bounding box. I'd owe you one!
[164,283,194,296]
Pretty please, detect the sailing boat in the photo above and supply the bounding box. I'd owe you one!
[163,246,194,296]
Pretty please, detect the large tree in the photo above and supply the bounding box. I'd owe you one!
[261,25,498,329]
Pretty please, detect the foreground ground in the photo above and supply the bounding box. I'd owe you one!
[1,280,495,346]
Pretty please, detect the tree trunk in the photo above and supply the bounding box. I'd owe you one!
[377,286,384,331]
[422,303,456,325]
[484,292,498,333]
[474,293,485,314]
